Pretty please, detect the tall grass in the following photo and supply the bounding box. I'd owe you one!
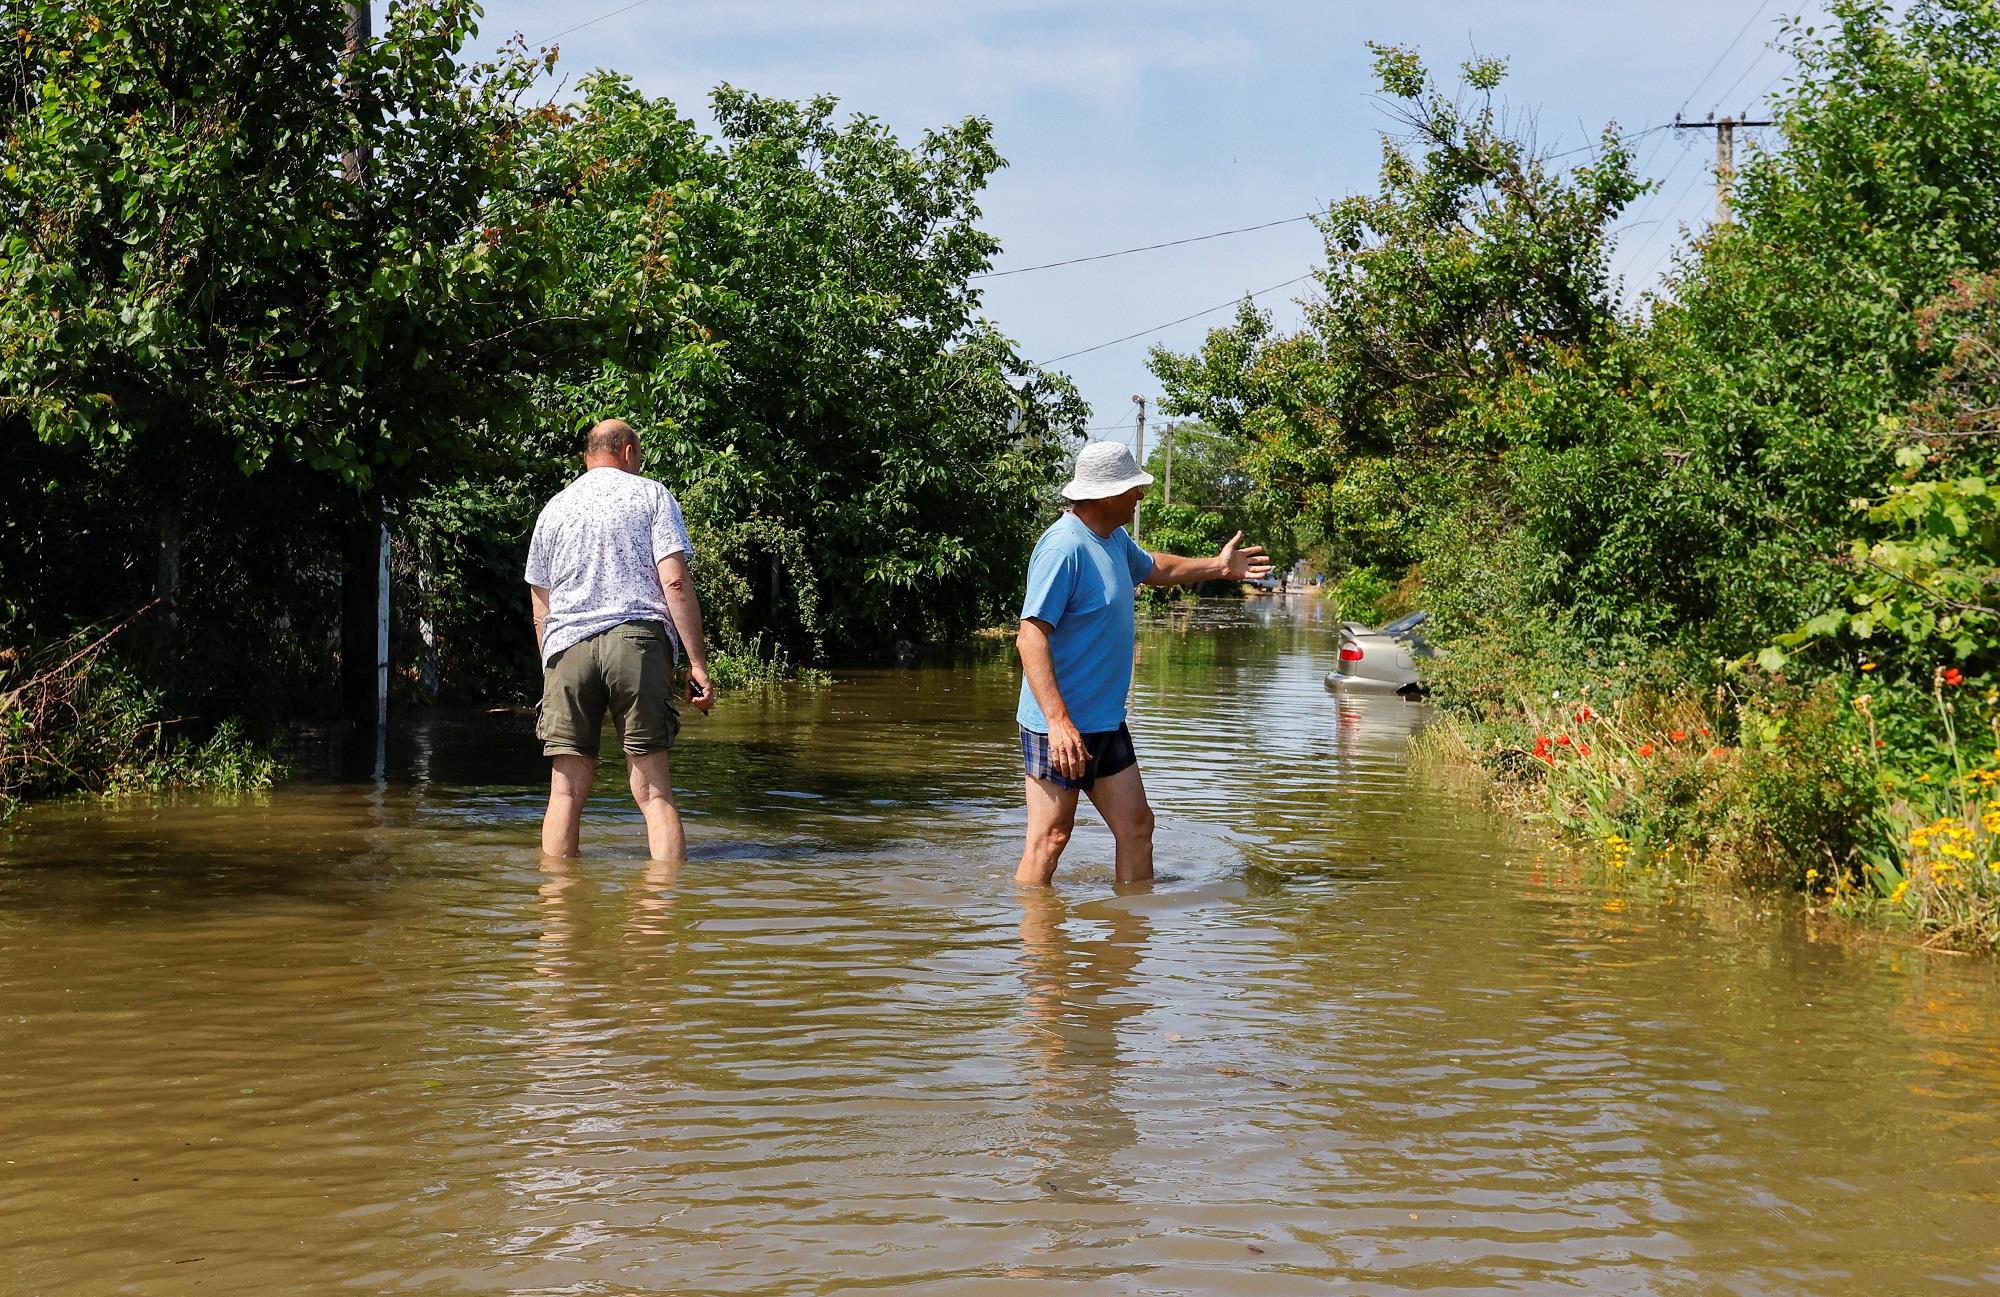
[1,613,280,818]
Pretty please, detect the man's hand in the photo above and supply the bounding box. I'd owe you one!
[1048,716,1088,779]
[1218,531,1274,581]
[686,664,716,715]
[1017,617,1081,776]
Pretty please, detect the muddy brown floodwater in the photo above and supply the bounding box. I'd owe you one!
[4,599,1998,1295]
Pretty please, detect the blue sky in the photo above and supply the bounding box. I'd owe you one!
[472,1,1810,445]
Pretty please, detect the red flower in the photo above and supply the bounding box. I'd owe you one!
[1578,742,1592,756]
[1669,729,1686,743]
[1574,705,1596,722]
[1712,746,1728,758]
[1533,735,1554,765]
[1698,727,1711,737]
[1636,744,1655,758]
[1557,734,1573,747]
[1942,667,1965,686]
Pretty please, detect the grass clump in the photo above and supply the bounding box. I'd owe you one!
[1,620,280,819]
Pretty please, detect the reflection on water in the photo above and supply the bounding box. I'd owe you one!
[3,597,1999,1295]
[1017,887,1149,1205]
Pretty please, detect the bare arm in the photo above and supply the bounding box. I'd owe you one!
[1142,530,1274,586]
[530,584,551,654]
[657,551,714,714]
[1017,617,1087,778]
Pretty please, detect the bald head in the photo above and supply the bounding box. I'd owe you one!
[582,418,642,473]
[585,418,639,458]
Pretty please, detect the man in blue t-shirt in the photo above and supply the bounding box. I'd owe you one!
[1015,441,1273,886]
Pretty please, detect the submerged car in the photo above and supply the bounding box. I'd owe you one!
[1324,610,1433,696]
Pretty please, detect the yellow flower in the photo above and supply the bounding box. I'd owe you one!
[1890,879,1912,904]
[1805,868,1820,881]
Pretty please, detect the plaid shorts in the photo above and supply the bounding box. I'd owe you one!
[1020,722,1138,790]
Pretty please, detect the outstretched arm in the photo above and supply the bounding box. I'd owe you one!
[1142,531,1274,586]
[1017,617,1087,778]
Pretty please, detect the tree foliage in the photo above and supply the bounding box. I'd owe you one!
[1149,44,1641,589]
[1,0,1083,738]
[1149,0,2000,684]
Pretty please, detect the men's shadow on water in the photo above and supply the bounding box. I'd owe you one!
[1015,886,1151,1215]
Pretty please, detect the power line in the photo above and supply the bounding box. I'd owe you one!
[986,124,1667,285]
[973,215,1317,279]
[1708,39,1779,117]
[1543,122,1671,162]
[1614,129,1700,245]
[1678,0,1777,118]
[1620,159,1702,273]
[1629,167,1715,290]
[533,0,661,47]
[1041,273,1316,366]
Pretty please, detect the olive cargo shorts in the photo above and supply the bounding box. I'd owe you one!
[536,621,681,757]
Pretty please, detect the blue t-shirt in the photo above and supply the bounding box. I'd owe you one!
[1015,512,1156,734]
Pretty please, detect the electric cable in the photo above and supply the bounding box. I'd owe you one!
[1628,166,1716,289]
[1677,0,1777,118]
[973,215,1317,279]
[534,0,662,47]
[986,122,1669,285]
[1040,273,1316,366]
[1543,122,1670,162]
[1708,39,1779,117]
[1613,129,1700,245]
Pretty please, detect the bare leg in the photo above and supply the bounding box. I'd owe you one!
[626,749,685,862]
[1015,777,1081,886]
[543,754,597,857]
[1085,764,1155,885]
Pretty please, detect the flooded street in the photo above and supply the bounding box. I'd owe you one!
[4,599,1998,1295]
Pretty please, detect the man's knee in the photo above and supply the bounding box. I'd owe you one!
[550,755,596,801]
[1110,803,1155,843]
[627,752,676,805]
[1029,817,1073,854]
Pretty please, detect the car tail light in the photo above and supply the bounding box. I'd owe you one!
[1339,640,1364,662]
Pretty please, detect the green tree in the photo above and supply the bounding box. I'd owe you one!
[1149,44,1641,596]
[406,75,1086,693]
[0,0,658,713]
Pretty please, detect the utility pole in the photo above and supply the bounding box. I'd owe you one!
[338,0,390,732]
[1130,394,1147,543]
[1162,421,1175,508]
[1672,113,1772,224]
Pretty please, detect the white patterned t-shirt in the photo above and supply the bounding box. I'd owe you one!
[524,467,694,667]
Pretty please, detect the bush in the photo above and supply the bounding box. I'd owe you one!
[1327,568,1392,624]
[1,624,280,817]
[1718,681,1893,889]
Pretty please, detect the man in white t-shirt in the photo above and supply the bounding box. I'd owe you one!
[525,419,714,861]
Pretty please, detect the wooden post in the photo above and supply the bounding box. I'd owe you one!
[1162,422,1175,508]
[1672,114,1771,225]
[1130,394,1146,543]
[337,0,388,729]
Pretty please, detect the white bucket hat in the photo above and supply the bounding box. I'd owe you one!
[1061,441,1155,500]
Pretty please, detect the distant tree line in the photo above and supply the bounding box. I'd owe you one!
[1147,0,2000,945]
[0,0,1083,792]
